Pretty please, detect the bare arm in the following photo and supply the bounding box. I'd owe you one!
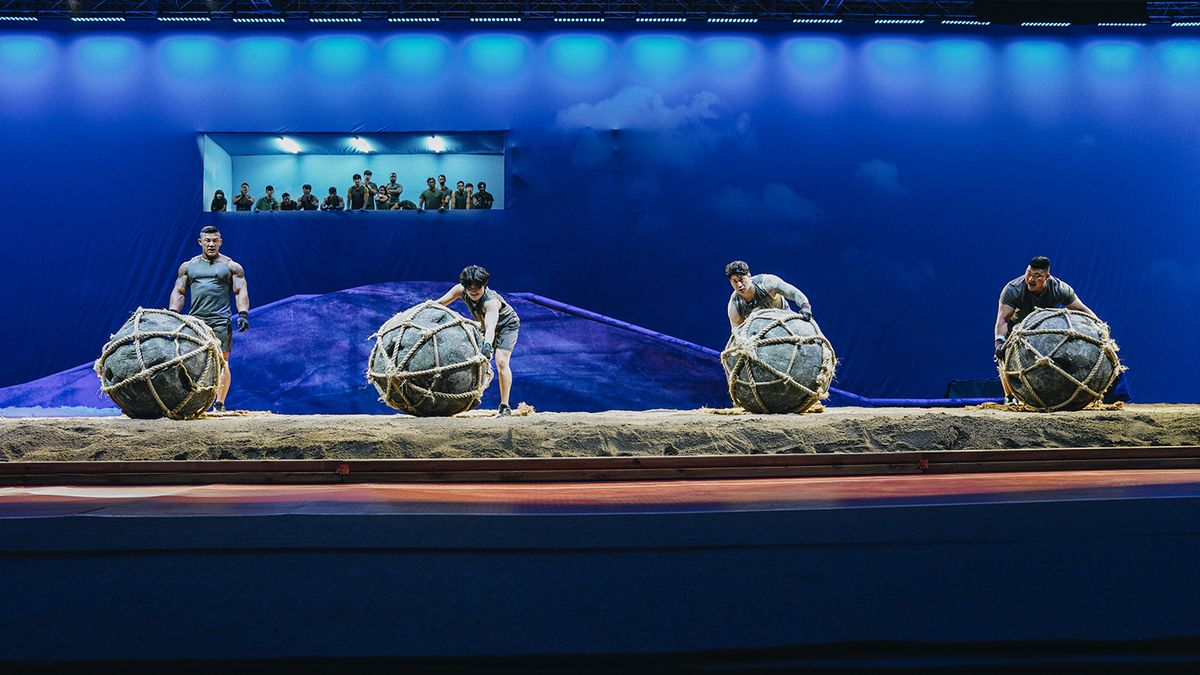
[169,262,188,312]
[481,299,500,344]
[435,284,464,306]
[728,298,744,330]
[230,260,249,313]
[760,274,812,313]
[1065,297,1097,318]
[994,301,1016,339]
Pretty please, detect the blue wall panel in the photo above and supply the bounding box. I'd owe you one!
[0,25,1197,401]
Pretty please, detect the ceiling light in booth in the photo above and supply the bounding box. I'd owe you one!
[636,17,687,23]
[233,17,285,23]
[157,16,211,22]
[794,18,842,24]
[350,137,375,153]
[1096,22,1146,27]
[310,17,362,23]
[71,16,125,22]
[277,137,301,154]
[942,20,990,25]
[471,17,522,22]
[0,16,37,21]
[875,19,924,24]
[389,17,440,22]
[426,136,446,153]
[555,17,605,22]
[1174,22,1200,26]
[708,18,758,23]
[1020,22,1072,27]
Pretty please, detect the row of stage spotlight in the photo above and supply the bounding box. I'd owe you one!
[3,16,1200,27]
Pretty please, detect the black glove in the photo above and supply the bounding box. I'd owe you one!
[797,305,813,321]
[994,337,1005,361]
[237,311,250,333]
[480,341,494,360]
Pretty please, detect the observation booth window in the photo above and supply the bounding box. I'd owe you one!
[201,131,506,211]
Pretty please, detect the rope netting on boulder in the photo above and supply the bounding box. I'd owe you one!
[720,308,837,414]
[367,301,493,417]
[999,307,1123,412]
[94,308,224,420]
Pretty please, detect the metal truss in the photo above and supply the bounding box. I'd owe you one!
[1,1,1198,23]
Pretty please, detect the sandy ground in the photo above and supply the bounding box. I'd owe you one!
[1,404,1198,462]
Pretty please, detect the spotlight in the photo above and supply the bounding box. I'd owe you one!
[875,18,925,24]
[1020,21,1071,26]
[277,137,301,154]
[70,16,125,22]
[0,16,37,21]
[310,17,362,23]
[426,136,447,153]
[707,17,758,23]
[350,137,374,153]
[793,18,843,24]
[1173,22,1200,27]
[554,17,605,22]
[157,16,211,22]
[1096,22,1145,27]
[470,17,522,22]
[388,17,440,22]
[232,17,285,23]
[635,17,687,23]
[942,20,991,25]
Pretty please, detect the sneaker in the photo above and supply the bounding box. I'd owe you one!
[498,403,512,417]
[212,401,226,413]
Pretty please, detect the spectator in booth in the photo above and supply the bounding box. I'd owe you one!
[322,187,344,211]
[436,174,452,207]
[255,185,279,212]
[210,190,227,212]
[372,184,391,211]
[279,192,298,211]
[363,170,378,200]
[385,172,403,207]
[232,183,254,212]
[449,181,470,210]
[347,174,369,211]
[465,183,474,207]
[419,177,444,212]
[472,181,494,210]
[298,184,319,211]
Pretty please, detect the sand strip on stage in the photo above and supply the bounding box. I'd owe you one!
[1,404,1198,462]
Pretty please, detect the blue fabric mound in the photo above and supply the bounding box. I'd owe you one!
[0,282,733,414]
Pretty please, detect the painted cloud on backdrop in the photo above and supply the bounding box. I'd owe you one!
[855,159,909,196]
[555,86,753,170]
[556,86,720,130]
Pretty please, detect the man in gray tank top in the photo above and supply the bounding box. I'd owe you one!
[170,226,250,412]
[436,265,520,417]
[992,255,1098,402]
[724,260,815,330]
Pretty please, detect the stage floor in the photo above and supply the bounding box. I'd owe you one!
[1,404,1198,462]
[4,469,1200,517]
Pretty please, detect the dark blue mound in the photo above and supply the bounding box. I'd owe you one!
[0,282,733,414]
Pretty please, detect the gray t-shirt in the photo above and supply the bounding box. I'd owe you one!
[186,256,233,322]
[730,274,790,320]
[1000,275,1077,325]
[462,288,519,332]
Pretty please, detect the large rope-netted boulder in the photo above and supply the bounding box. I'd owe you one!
[94,308,224,419]
[999,307,1122,412]
[721,309,836,414]
[367,301,493,416]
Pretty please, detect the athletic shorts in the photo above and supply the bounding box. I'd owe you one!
[493,320,519,352]
[202,317,232,353]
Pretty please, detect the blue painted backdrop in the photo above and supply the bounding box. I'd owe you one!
[1,24,1197,401]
